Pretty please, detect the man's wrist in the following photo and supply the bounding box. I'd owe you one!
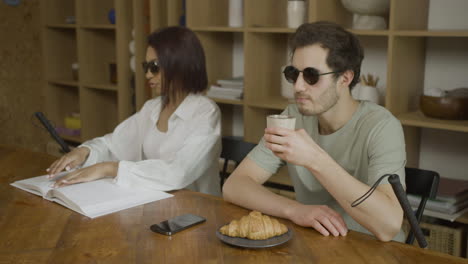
[283,201,299,220]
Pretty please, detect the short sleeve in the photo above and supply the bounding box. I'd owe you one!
[367,116,407,188]
[246,106,295,175]
[247,138,285,174]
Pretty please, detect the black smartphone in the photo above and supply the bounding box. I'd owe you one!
[150,214,206,235]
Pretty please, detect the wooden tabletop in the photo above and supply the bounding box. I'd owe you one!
[0,145,466,263]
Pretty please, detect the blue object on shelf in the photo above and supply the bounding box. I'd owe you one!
[179,15,186,26]
[108,8,116,24]
[3,0,21,6]
[179,0,186,26]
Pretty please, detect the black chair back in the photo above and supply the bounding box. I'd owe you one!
[219,136,295,192]
[220,136,257,187]
[404,167,440,245]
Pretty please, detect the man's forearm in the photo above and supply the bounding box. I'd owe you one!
[223,174,299,220]
[308,157,403,241]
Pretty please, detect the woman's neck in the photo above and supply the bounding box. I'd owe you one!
[157,93,188,132]
[163,93,188,111]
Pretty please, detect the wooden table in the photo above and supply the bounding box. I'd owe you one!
[0,145,466,263]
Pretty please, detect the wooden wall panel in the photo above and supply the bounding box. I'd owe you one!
[0,0,48,152]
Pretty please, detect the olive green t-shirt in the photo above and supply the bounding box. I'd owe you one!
[248,101,407,242]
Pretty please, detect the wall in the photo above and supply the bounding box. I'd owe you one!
[0,0,48,152]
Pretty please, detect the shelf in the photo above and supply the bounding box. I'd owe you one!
[245,0,290,28]
[48,79,79,87]
[195,31,236,87]
[42,0,76,25]
[244,32,289,109]
[247,27,296,33]
[80,24,116,30]
[47,24,77,29]
[78,0,115,25]
[247,97,289,110]
[394,30,468,37]
[43,28,78,81]
[79,29,116,84]
[60,134,83,144]
[81,88,118,139]
[192,27,244,32]
[210,97,244,106]
[348,29,390,36]
[186,0,231,28]
[83,83,118,91]
[45,83,80,137]
[398,111,468,133]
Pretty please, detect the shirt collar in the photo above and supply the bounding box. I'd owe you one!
[151,94,199,122]
[173,94,198,121]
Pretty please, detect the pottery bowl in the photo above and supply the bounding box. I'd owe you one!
[420,95,468,120]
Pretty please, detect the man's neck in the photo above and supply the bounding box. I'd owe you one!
[317,96,360,135]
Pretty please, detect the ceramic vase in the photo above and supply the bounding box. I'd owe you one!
[341,0,390,30]
[287,0,306,28]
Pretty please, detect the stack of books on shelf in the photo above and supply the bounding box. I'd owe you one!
[207,77,243,100]
[408,177,468,221]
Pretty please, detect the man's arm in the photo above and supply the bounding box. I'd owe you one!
[309,156,403,241]
[223,157,348,237]
[264,128,403,241]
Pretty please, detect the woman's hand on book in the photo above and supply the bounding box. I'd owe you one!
[52,162,119,188]
[47,147,90,178]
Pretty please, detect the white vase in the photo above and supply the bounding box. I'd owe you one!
[228,0,243,27]
[352,84,380,104]
[353,14,387,30]
[287,0,306,28]
[341,0,390,30]
[281,65,295,100]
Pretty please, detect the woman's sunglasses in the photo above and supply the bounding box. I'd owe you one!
[283,65,340,85]
[142,60,160,74]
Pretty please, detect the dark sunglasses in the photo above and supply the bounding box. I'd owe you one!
[283,65,340,85]
[142,60,160,74]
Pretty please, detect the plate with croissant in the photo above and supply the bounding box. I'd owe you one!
[216,211,293,248]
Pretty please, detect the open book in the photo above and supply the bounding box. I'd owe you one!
[11,172,173,218]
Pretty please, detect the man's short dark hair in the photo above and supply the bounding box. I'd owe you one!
[148,26,208,104]
[289,21,364,89]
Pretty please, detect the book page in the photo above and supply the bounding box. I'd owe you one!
[52,178,173,218]
[11,175,59,198]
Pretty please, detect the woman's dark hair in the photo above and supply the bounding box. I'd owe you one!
[148,26,208,105]
[289,21,364,89]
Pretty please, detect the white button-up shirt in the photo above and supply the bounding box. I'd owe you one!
[80,94,222,196]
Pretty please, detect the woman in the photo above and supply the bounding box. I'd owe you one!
[47,26,221,196]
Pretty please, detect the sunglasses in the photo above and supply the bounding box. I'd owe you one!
[142,60,160,74]
[283,65,340,85]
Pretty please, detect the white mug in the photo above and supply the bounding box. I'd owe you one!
[267,115,296,130]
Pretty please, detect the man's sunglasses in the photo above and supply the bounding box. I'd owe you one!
[283,65,340,85]
[142,60,160,74]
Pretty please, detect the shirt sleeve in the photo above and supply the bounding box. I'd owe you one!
[79,100,153,167]
[113,103,221,191]
[367,116,407,188]
[247,106,293,174]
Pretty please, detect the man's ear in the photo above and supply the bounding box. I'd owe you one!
[339,69,354,88]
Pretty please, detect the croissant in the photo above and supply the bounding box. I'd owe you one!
[219,211,288,240]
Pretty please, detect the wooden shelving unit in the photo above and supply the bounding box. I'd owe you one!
[41,0,133,143]
[41,0,468,188]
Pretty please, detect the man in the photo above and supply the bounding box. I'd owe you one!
[223,21,406,242]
